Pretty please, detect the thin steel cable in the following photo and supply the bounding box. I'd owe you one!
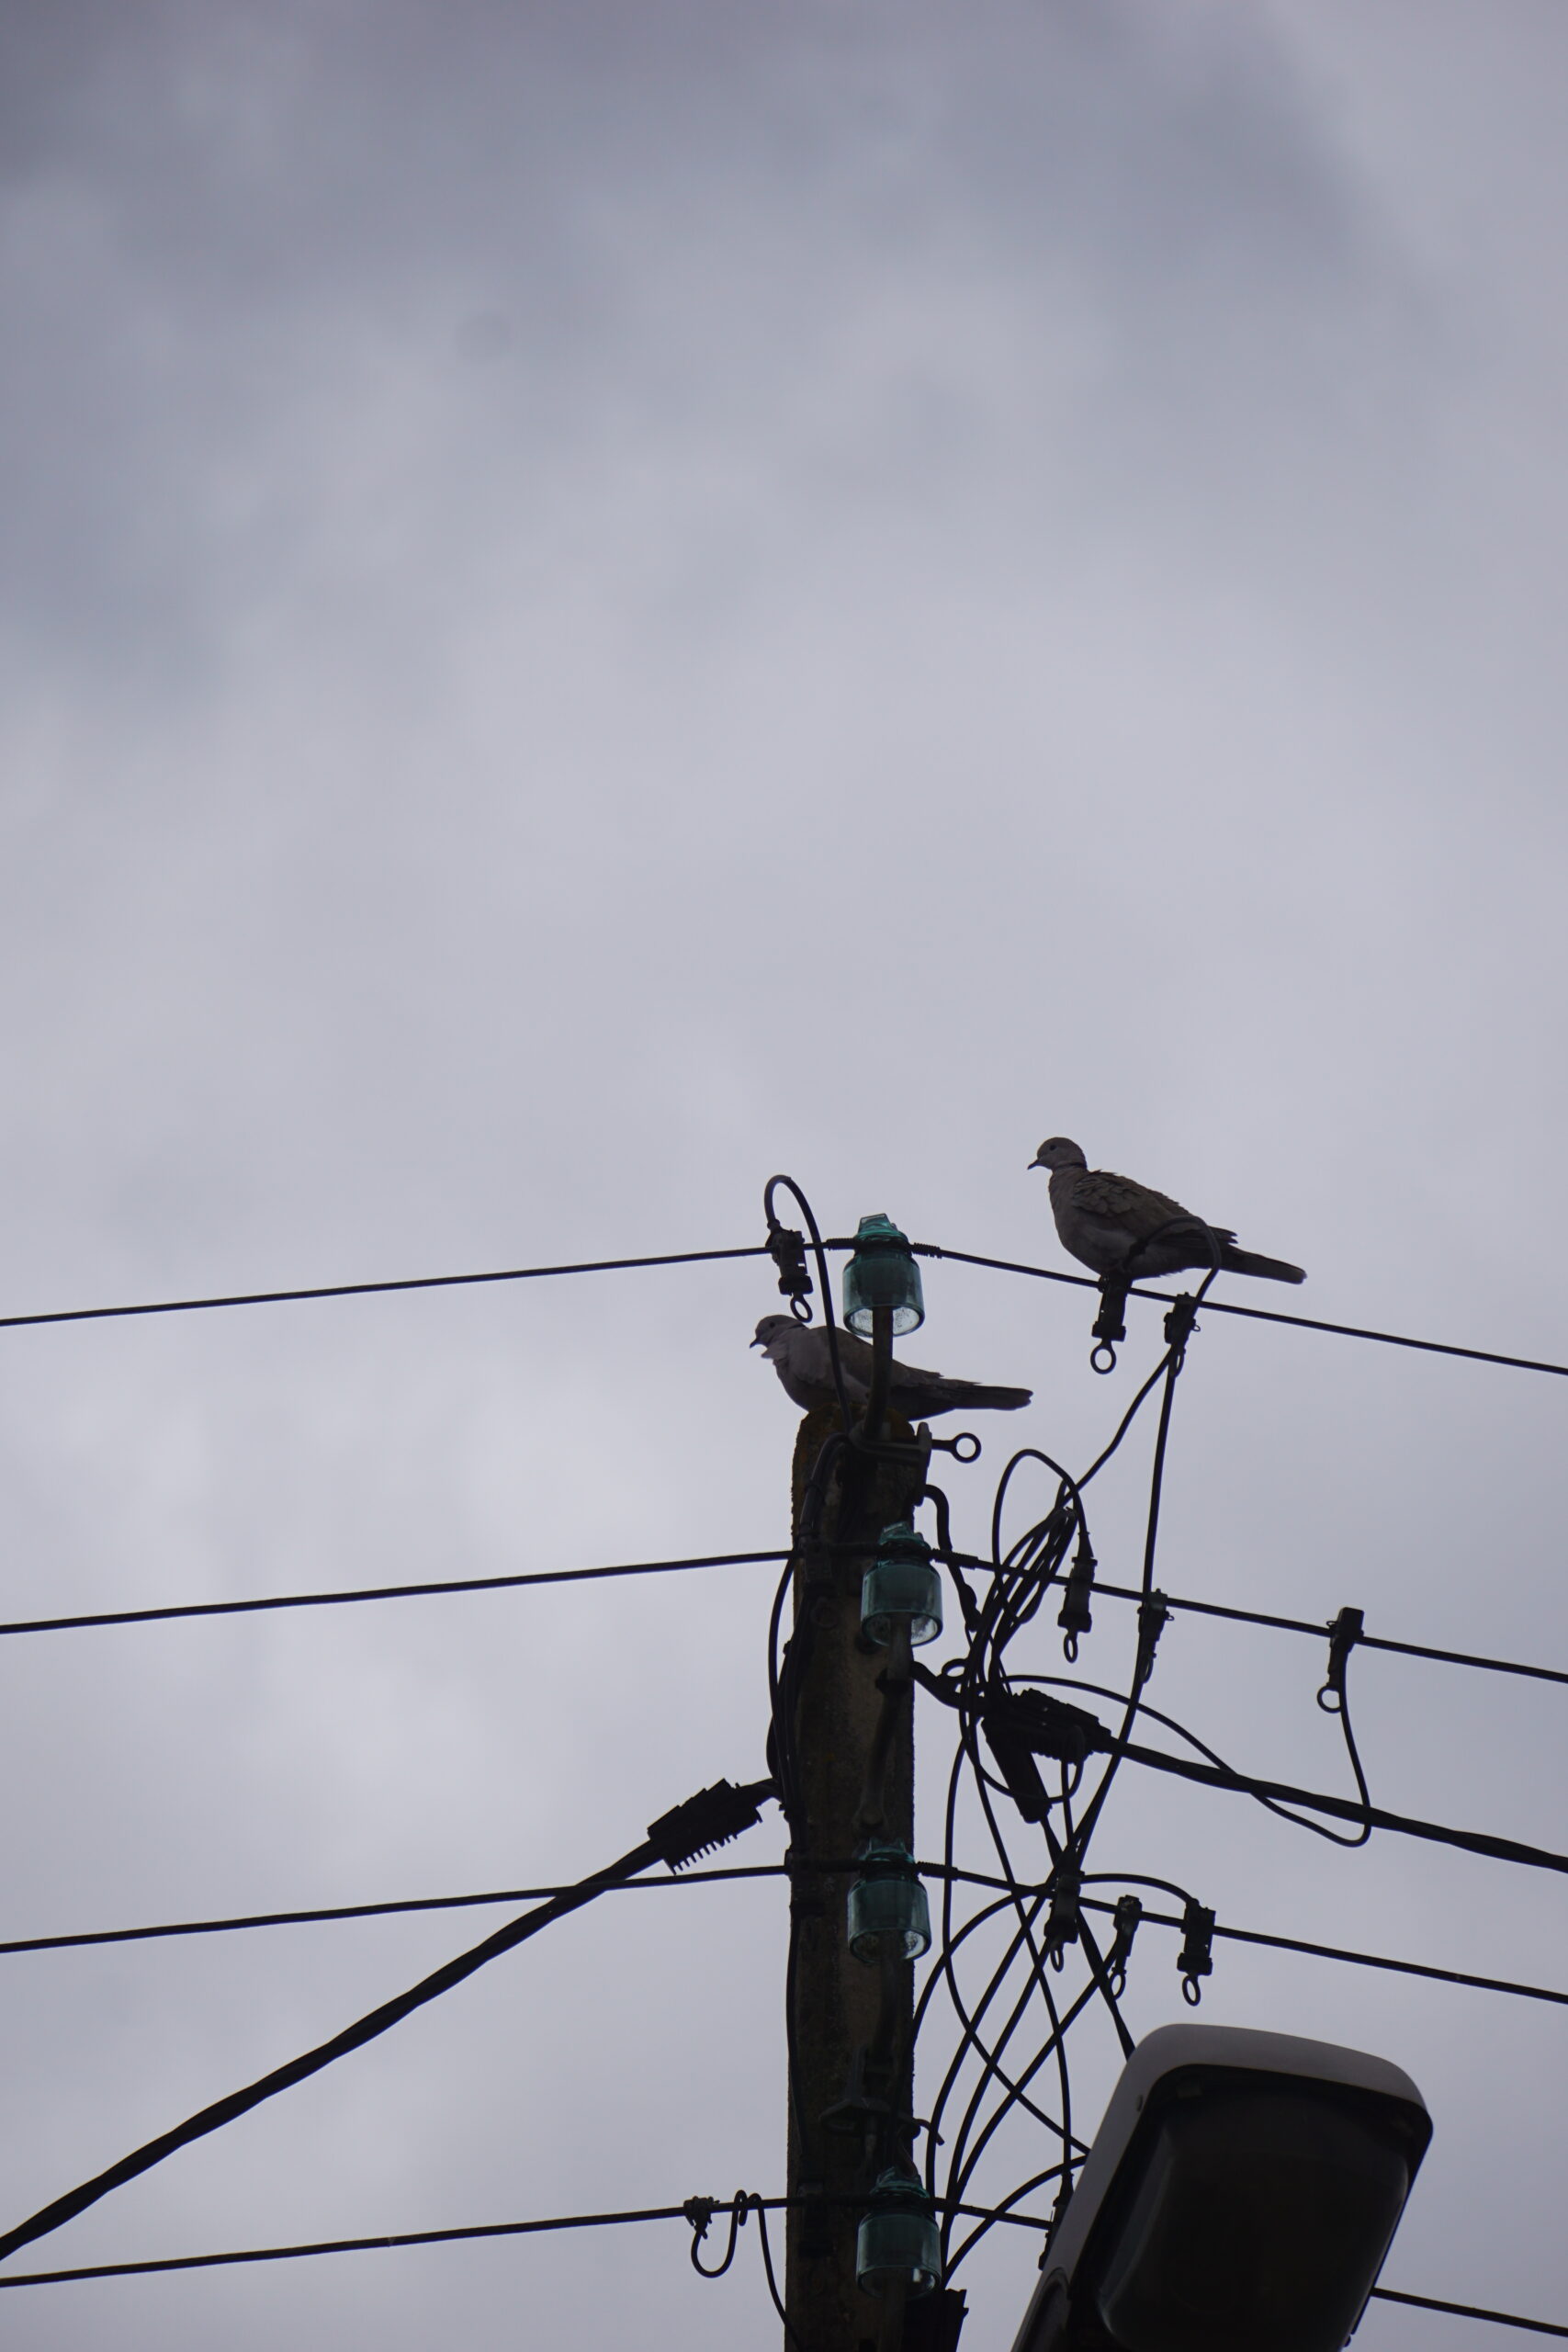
[914,1241,1568,1381]
[0,1551,789,1641]
[0,2196,1050,2290]
[1055,1573,1568,1695]
[0,1245,773,1332]
[2,1228,1563,1385]
[1369,2286,1568,2337]
[0,1862,793,1959]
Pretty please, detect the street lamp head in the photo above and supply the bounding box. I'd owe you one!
[1010,2024,1431,2352]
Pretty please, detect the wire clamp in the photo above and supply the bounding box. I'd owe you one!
[1058,1544,1097,1662]
[1105,1892,1144,1997]
[1133,1589,1172,1690]
[766,1224,815,1322]
[1089,1274,1131,1374]
[648,1778,773,1871]
[1162,1294,1200,1357]
[1178,1900,1216,2004]
[1317,1606,1364,1713]
[1044,1859,1082,1969]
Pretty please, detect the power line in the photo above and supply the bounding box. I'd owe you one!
[1077,1572,1568,1693]
[917,1241,1568,1382]
[0,1862,794,1959]
[20,1860,1567,2021]
[0,2195,1048,2291]
[1113,1729,1568,1881]
[3,1229,1566,1386]
[1370,2285,1568,2338]
[0,1243,771,1333]
[0,1550,787,1641]
[9,1546,1566,1719]
[1072,1894,1568,2014]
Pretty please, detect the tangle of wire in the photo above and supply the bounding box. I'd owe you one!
[901,1227,1384,2287]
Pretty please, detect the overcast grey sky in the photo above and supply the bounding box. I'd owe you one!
[2,2,1567,2345]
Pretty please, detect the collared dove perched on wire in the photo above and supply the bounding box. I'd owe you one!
[1030,1137,1305,1284]
[751,1316,1032,1418]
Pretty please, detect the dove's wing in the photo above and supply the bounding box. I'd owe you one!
[1070,1167,1199,1238]
[796,1324,873,1403]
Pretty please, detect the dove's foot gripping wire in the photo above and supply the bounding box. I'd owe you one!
[1090,1274,1131,1374]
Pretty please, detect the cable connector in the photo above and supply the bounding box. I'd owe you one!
[766,1226,814,1321]
[1058,1544,1097,1662]
[648,1779,773,1871]
[1317,1606,1364,1714]
[1163,1293,1201,1357]
[983,1692,1109,1822]
[1044,1858,1082,1968]
[1178,1899,1216,2005]
[1090,1276,1130,1374]
[1134,1590,1171,1689]
[1105,1892,1143,1997]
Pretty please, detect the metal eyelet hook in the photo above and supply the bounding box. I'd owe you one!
[929,1429,981,1464]
[1316,1607,1364,1714]
[1089,1272,1131,1375]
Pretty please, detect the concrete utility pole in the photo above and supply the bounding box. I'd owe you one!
[784,1301,929,2352]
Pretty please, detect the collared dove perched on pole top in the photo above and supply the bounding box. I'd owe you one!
[1030,1137,1306,1284]
[752,1316,1032,1418]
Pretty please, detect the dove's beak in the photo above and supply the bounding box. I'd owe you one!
[749,1337,765,1349]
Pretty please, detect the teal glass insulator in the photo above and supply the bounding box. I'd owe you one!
[848,1840,932,1962]
[855,2171,942,2298]
[842,1213,925,1337]
[861,1523,942,1647]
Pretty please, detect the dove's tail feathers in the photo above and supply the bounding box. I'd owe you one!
[1219,1246,1305,1284]
[935,1382,1033,1414]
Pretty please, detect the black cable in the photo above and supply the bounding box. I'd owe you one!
[0,1781,772,2268]
[0,1550,789,1642]
[0,2196,1055,2292]
[0,1245,773,1333]
[1113,1730,1568,1877]
[1053,1573,1568,1696]
[913,1240,1568,1383]
[1075,1891,1568,2012]
[0,2203,752,2288]
[763,1176,854,1429]
[943,2164,1068,2279]
[1009,1671,1374,1853]
[6,1227,1562,1388]
[0,1862,793,1960]
[1369,2286,1568,2337]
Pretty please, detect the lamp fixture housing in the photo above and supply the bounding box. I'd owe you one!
[1010,2023,1430,2352]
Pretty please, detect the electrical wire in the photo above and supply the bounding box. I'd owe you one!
[3,1227,1563,1385]
[1052,1570,1568,1695]
[0,1862,795,1959]
[913,1240,1568,1382]
[1369,2285,1568,2337]
[0,1551,789,1642]
[0,1245,773,1332]
[0,2195,1055,2292]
